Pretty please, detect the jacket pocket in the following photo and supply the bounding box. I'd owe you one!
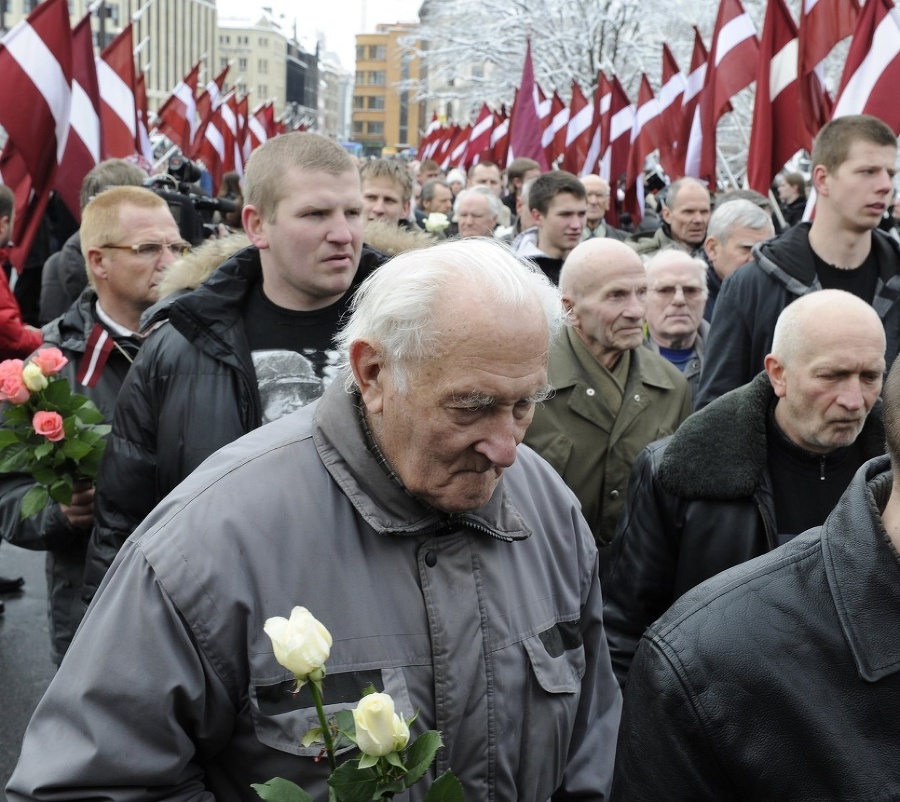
[524,621,586,692]
[535,434,573,476]
[250,668,387,756]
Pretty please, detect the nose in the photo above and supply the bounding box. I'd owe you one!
[671,286,687,305]
[327,214,355,244]
[625,290,646,319]
[837,378,865,411]
[473,415,521,469]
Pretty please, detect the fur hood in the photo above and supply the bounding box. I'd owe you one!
[657,372,884,500]
[363,219,436,256]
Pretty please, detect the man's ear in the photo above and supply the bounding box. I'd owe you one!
[350,339,386,415]
[243,205,268,249]
[811,163,829,196]
[764,353,788,398]
[661,204,672,225]
[86,247,107,284]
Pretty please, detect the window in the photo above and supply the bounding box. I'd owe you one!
[368,121,384,135]
[258,59,268,74]
[353,121,365,135]
[220,58,229,70]
[369,71,386,86]
[258,84,267,97]
[221,35,230,45]
[259,37,268,48]
[238,35,249,45]
[356,45,365,61]
[368,45,386,60]
[367,96,385,110]
[353,96,365,109]
[355,71,365,85]
[239,58,248,71]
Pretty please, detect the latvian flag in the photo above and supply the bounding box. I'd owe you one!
[76,324,116,388]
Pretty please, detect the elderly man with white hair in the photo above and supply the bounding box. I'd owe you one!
[8,238,622,802]
[453,185,502,238]
[643,249,710,400]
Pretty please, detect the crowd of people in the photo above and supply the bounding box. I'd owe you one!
[2,112,900,799]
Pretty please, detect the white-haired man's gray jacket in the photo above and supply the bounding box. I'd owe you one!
[8,378,622,801]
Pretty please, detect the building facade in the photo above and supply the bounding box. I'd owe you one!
[353,24,424,157]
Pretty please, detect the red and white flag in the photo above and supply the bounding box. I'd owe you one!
[798,0,858,134]
[135,73,154,169]
[190,64,229,159]
[746,0,814,195]
[624,74,661,222]
[55,13,99,223]
[246,101,274,155]
[657,45,687,178]
[698,0,759,186]
[581,73,610,177]
[419,112,441,159]
[0,0,72,268]
[561,81,595,175]
[98,24,140,160]
[600,76,634,228]
[678,29,710,179]
[76,323,116,388]
[434,124,457,167]
[466,104,495,167]
[154,60,200,153]
[832,0,900,131]
[445,124,472,169]
[490,106,510,166]
[195,90,236,193]
[542,90,569,167]
[507,41,549,170]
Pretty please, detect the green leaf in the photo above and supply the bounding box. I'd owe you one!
[384,751,406,770]
[75,405,105,425]
[0,448,31,473]
[250,778,315,802]
[32,468,58,486]
[33,442,55,460]
[357,753,378,770]
[0,429,18,449]
[372,778,405,799]
[63,439,93,460]
[42,379,72,405]
[20,486,50,520]
[422,771,465,802]
[328,762,380,802]
[48,479,74,505]
[300,727,323,748]
[403,730,443,788]
[359,684,378,698]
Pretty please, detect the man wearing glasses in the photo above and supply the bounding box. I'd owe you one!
[642,249,709,401]
[83,133,387,605]
[580,175,627,242]
[0,186,182,662]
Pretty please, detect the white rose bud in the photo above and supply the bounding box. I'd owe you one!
[424,212,450,233]
[263,606,332,682]
[353,692,410,757]
[22,362,49,393]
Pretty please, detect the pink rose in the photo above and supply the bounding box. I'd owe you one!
[32,411,65,442]
[0,359,30,404]
[31,347,68,376]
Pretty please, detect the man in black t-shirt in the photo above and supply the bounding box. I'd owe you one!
[85,133,387,602]
[697,114,900,409]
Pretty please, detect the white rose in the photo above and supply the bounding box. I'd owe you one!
[424,212,450,233]
[263,606,332,681]
[22,362,48,393]
[352,692,410,757]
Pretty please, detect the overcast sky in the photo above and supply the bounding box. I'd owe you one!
[216,0,422,68]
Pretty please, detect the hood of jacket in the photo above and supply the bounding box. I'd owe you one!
[41,287,97,353]
[658,371,885,499]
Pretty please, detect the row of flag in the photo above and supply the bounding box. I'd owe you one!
[419,0,900,225]
[0,0,286,271]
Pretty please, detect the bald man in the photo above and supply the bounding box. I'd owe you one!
[603,289,887,686]
[524,238,692,547]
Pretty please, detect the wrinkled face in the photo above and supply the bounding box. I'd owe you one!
[582,175,611,224]
[247,167,364,311]
[566,260,647,368]
[536,192,587,259]
[362,296,550,513]
[470,164,503,196]
[645,259,707,345]
[456,194,497,238]
[772,318,885,454]
[816,140,896,233]
[422,184,453,215]
[663,183,711,247]
[706,224,772,280]
[362,176,410,224]
[95,203,182,313]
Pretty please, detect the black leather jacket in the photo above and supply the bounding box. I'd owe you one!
[602,372,885,685]
[612,456,900,800]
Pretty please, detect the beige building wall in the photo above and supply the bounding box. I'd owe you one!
[217,17,288,117]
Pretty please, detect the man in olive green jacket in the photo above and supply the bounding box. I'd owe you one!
[525,239,692,547]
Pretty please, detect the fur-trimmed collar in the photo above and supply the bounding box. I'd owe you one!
[657,372,884,500]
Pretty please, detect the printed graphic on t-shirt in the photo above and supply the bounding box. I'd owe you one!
[252,349,335,424]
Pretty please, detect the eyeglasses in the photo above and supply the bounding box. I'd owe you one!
[652,284,705,300]
[101,242,192,259]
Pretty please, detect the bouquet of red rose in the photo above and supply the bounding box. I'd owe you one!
[0,347,110,520]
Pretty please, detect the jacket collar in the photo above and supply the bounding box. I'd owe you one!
[312,377,533,542]
[821,456,900,681]
[658,371,885,499]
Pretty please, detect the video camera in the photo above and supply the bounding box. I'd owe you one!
[143,155,239,245]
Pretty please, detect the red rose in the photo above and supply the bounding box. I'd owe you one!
[32,411,65,442]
